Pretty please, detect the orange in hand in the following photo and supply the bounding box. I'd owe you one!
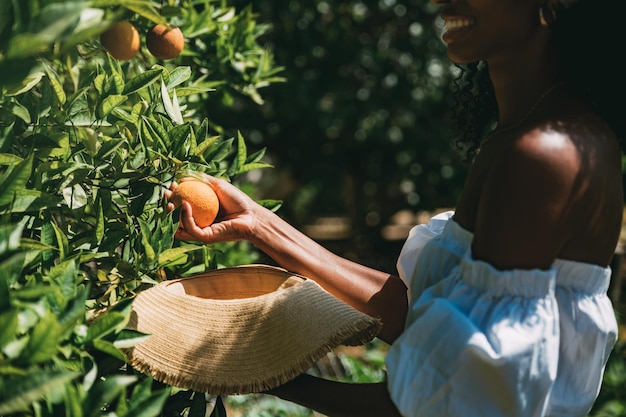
[169,180,219,228]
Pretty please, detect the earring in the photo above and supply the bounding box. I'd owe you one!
[539,5,556,27]
[539,7,549,26]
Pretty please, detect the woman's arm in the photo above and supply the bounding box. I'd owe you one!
[166,175,408,344]
[267,374,402,417]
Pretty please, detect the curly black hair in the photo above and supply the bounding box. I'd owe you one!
[449,0,625,161]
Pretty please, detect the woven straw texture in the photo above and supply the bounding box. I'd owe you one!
[126,264,382,394]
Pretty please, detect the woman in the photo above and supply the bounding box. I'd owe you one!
[166,0,624,415]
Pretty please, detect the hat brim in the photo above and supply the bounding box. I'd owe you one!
[126,264,382,394]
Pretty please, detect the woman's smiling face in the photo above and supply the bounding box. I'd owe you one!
[431,0,542,65]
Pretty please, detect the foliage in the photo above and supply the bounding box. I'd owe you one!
[0,0,282,415]
[201,0,467,273]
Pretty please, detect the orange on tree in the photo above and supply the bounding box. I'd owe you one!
[169,180,220,228]
[99,21,141,61]
[146,24,185,60]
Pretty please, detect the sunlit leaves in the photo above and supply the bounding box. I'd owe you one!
[0,1,283,416]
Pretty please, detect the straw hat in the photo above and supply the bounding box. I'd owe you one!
[126,264,382,394]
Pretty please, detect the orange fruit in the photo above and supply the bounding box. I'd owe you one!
[100,21,141,61]
[146,24,184,60]
[169,180,219,228]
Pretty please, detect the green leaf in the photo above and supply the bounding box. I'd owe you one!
[0,252,40,290]
[4,70,45,96]
[236,161,274,175]
[169,123,193,156]
[58,285,89,337]
[210,396,227,417]
[6,101,31,124]
[203,138,233,163]
[122,1,168,26]
[84,375,137,417]
[1,192,59,213]
[123,68,163,95]
[196,135,220,157]
[45,65,67,105]
[161,79,183,125]
[50,220,68,260]
[112,328,150,349]
[19,314,61,365]
[0,223,23,256]
[11,285,55,302]
[0,370,78,415]
[142,116,170,151]
[6,2,85,59]
[138,218,156,263]
[86,311,126,342]
[0,309,18,348]
[62,383,84,417]
[0,154,24,165]
[0,272,10,313]
[97,94,127,118]
[92,339,126,361]
[48,257,79,301]
[245,148,267,164]
[129,373,154,405]
[189,392,208,417]
[157,246,202,267]
[175,86,214,97]
[109,71,126,95]
[235,131,247,168]
[124,385,170,417]
[94,195,105,245]
[0,153,33,207]
[167,66,192,89]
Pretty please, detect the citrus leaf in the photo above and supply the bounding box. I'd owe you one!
[0,309,18,347]
[175,86,214,97]
[95,195,105,244]
[123,68,163,95]
[97,94,127,118]
[86,311,126,342]
[92,339,126,361]
[124,386,170,417]
[196,136,220,157]
[122,2,168,26]
[0,154,24,166]
[112,328,150,349]
[138,218,156,263]
[6,101,31,124]
[19,315,61,365]
[236,161,274,175]
[161,79,183,124]
[44,66,67,105]
[84,375,137,417]
[0,370,78,415]
[0,153,33,207]
[167,66,192,89]
[4,71,45,96]
[157,246,202,266]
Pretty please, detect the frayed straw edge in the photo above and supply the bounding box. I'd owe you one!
[126,316,382,395]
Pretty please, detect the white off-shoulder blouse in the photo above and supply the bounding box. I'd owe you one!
[385,211,618,417]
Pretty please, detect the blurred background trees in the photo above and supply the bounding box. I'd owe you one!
[205,0,469,273]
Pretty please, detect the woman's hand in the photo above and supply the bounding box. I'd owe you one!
[165,174,259,244]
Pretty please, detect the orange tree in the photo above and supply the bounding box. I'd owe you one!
[0,0,282,416]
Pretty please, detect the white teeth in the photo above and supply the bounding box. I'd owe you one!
[444,19,474,31]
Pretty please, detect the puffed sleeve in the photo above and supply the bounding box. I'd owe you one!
[396,210,455,300]
[385,250,560,417]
